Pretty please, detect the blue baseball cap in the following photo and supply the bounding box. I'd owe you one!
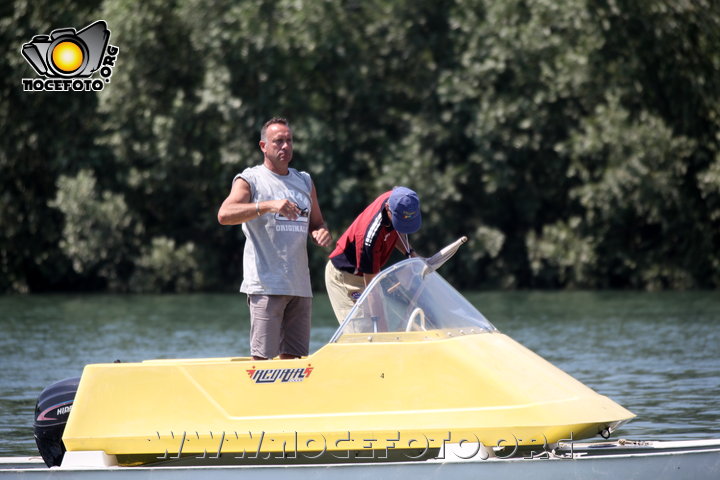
[388,187,422,234]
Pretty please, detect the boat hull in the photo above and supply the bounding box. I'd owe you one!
[62,332,633,463]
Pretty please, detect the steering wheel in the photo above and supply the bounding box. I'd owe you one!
[405,307,427,332]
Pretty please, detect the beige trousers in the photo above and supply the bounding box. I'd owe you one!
[324,260,365,324]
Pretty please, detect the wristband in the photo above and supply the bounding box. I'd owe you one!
[255,201,261,216]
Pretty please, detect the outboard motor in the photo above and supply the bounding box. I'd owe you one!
[33,377,80,467]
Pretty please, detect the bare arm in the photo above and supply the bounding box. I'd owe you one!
[362,272,387,331]
[217,178,301,225]
[363,273,376,287]
[308,181,332,247]
[394,234,417,257]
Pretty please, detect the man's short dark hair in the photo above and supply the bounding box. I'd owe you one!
[261,117,290,142]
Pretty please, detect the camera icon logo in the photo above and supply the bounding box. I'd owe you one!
[21,20,119,92]
[22,20,109,77]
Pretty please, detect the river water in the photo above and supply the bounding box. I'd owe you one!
[1,291,719,456]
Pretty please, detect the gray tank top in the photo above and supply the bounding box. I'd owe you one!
[235,165,313,297]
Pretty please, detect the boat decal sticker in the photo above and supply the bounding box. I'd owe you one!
[246,364,314,384]
[36,401,73,421]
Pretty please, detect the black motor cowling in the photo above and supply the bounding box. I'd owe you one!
[33,377,80,467]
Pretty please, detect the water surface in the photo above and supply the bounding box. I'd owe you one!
[1,291,718,456]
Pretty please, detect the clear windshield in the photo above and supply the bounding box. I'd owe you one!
[330,258,496,343]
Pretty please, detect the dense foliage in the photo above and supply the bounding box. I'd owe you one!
[2,0,719,293]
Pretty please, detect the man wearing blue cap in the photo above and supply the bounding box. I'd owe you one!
[325,186,422,323]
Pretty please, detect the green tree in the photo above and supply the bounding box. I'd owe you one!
[2,0,719,292]
[50,169,141,289]
[0,0,110,292]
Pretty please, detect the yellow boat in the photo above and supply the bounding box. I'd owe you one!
[41,239,634,467]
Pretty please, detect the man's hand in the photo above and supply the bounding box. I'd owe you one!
[311,226,332,247]
[270,199,301,220]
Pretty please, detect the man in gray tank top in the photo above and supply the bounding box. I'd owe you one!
[218,118,332,360]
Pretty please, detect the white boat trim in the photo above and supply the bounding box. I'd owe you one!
[1,439,719,479]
